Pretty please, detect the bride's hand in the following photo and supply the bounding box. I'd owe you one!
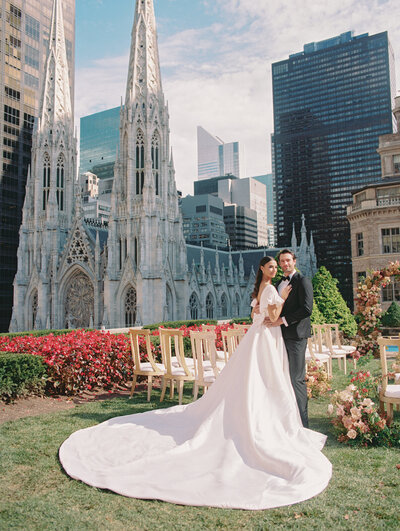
[281,284,292,300]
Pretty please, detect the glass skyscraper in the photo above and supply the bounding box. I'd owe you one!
[0,0,75,331]
[197,126,240,180]
[272,31,395,305]
[80,106,120,175]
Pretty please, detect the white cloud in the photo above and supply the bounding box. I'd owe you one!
[75,0,400,195]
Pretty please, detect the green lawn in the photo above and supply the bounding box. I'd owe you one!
[0,359,399,531]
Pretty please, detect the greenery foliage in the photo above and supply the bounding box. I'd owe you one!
[312,266,357,337]
[380,302,400,328]
[0,353,46,401]
[229,317,252,325]
[143,319,217,330]
[0,329,93,339]
[310,302,325,325]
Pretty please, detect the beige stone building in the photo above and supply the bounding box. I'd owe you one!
[347,96,400,309]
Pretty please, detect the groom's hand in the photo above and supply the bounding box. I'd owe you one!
[263,316,284,327]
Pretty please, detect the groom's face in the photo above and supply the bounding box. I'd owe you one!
[279,253,296,275]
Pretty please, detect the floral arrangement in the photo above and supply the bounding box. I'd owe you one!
[328,383,399,447]
[305,362,331,398]
[349,370,379,400]
[355,261,400,357]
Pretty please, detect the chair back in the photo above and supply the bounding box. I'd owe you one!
[221,328,244,360]
[325,323,342,348]
[377,337,400,394]
[129,328,162,373]
[190,330,219,381]
[202,324,216,332]
[232,323,251,333]
[158,328,192,377]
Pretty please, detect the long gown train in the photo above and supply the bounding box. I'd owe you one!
[59,285,332,510]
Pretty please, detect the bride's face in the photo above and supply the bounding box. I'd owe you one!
[261,260,277,280]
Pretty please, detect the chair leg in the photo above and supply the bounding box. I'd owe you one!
[170,379,174,399]
[178,380,184,405]
[147,375,152,402]
[379,400,385,416]
[193,382,198,401]
[160,377,168,402]
[343,356,347,375]
[387,403,393,425]
[129,374,137,398]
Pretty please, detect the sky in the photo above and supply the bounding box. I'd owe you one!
[75,0,400,195]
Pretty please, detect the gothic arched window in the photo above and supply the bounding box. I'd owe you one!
[125,287,137,327]
[135,130,145,195]
[235,293,241,317]
[189,292,199,320]
[151,131,160,196]
[206,293,214,319]
[220,293,228,318]
[31,290,38,330]
[166,284,173,321]
[56,153,65,211]
[42,153,50,210]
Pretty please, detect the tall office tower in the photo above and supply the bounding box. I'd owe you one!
[253,173,275,245]
[197,126,240,180]
[0,0,75,331]
[272,31,395,305]
[80,106,120,174]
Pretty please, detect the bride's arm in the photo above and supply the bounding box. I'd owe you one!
[265,285,292,323]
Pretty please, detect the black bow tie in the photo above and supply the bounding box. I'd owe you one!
[282,276,291,281]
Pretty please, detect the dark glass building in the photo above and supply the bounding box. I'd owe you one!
[0,0,75,332]
[272,31,395,306]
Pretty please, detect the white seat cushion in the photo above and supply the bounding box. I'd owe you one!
[339,345,356,353]
[384,385,400,398]
[136,362,165,373]
[216,350,225,361]
[314,353,330,361]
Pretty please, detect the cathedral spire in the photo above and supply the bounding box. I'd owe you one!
[125,0,163,106]
[39,0,72,133]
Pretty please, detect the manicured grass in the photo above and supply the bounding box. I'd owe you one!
[0,359,399,530]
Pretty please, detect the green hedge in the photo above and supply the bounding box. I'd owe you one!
[0,329,94,339]
[229,317,252,325]
[143,319,217,331]
[0,352,47,401]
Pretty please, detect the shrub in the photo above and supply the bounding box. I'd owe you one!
[310,303,325,325]
[143,319,217,331]
[312,266,357,337]
[0,329,94,339]
[380,302,400,328]
[229,317,252,325]
[0,353,47,401]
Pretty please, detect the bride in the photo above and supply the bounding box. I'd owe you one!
[59,256,332,510]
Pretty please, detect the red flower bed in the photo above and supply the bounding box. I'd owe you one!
[0,330,133,395]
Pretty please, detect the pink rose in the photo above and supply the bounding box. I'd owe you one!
[347,429,357,439]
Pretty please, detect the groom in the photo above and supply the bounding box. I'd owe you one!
[265,249,313,428]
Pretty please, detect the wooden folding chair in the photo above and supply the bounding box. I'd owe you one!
[221,328,244,361]
[323,326,347,374]
[129,328,165,401]
[158,328,195,405]
[307,335,332,377]
[377,337,400,423]
[190,330,220,400]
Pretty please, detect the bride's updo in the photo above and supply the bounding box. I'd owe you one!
[251,256,275,300]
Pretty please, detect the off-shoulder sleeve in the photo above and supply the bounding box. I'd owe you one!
[260,285,284,313]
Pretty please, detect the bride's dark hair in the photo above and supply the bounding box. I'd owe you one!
[251,256,275,300]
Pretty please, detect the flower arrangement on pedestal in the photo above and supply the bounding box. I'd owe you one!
[355,261,400,357]
[328,379,399,447]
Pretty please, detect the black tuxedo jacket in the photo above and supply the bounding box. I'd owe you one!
[276,272,313,340]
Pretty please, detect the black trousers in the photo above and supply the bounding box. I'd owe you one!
[284,338,309,428]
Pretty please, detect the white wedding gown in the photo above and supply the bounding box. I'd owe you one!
[59,285,332,510]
